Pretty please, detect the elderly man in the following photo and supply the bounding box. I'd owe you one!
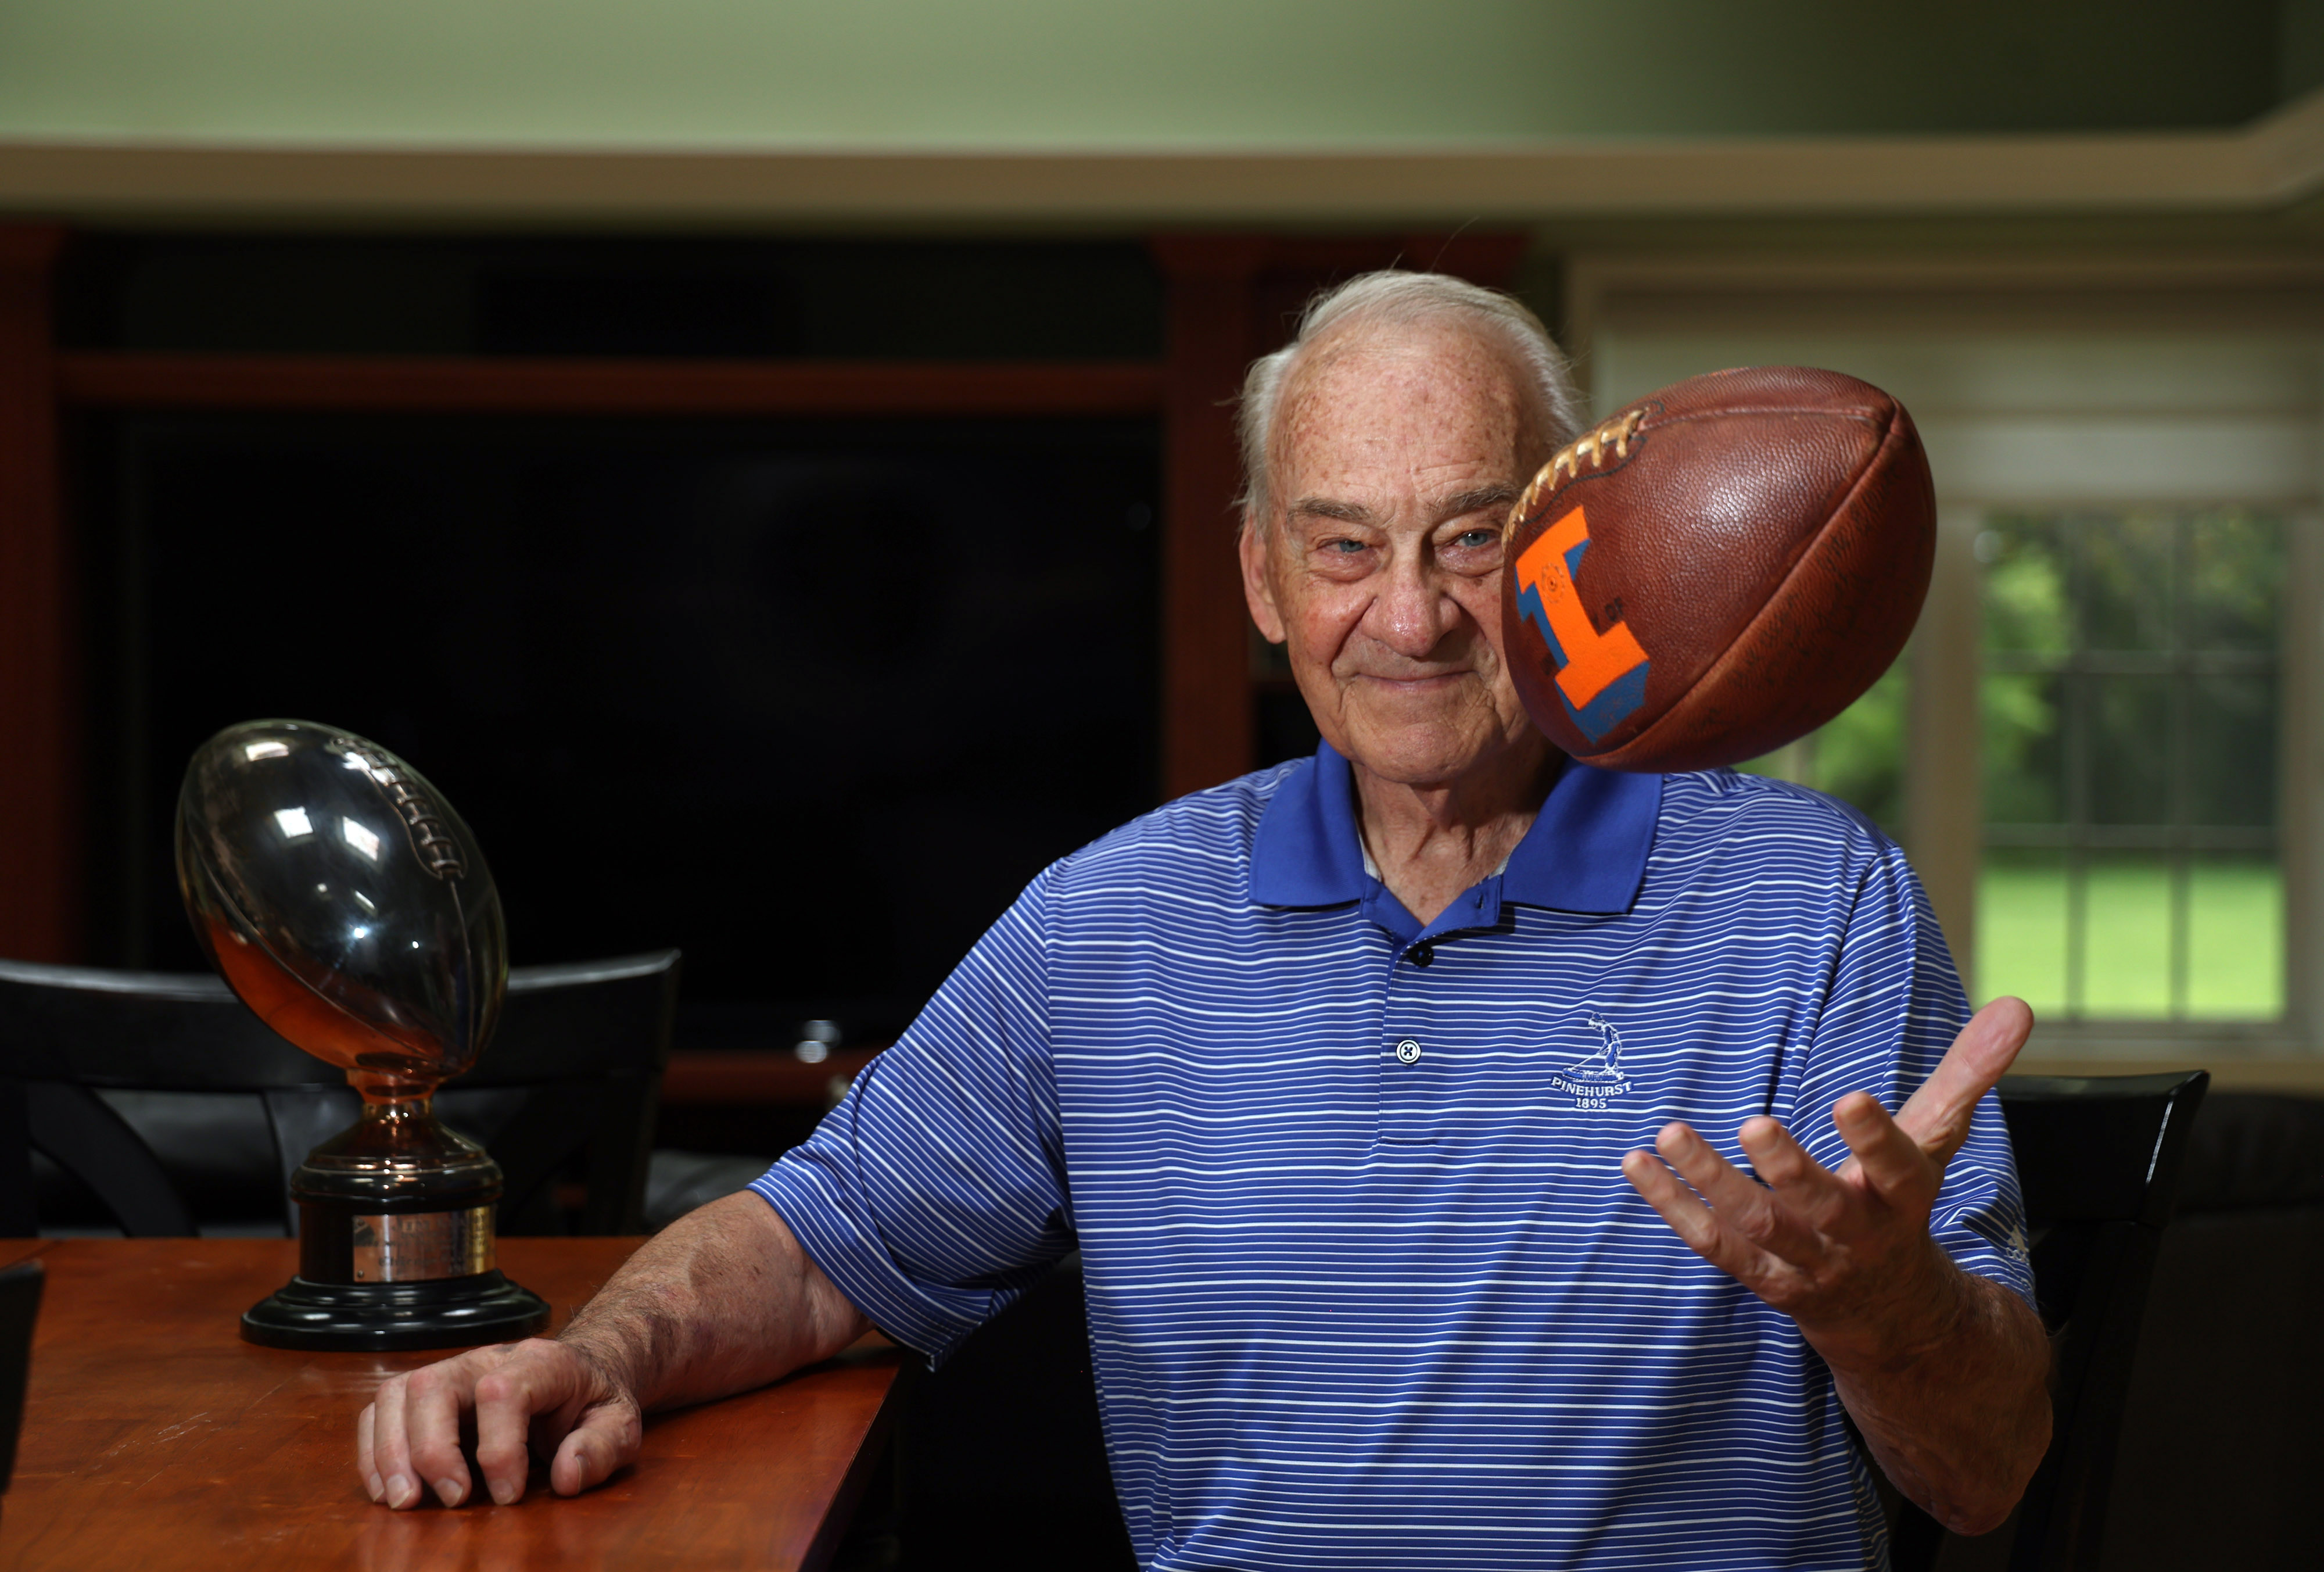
[359,272,2050,1569]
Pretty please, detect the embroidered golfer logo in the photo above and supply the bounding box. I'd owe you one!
[1512,506,1651,743]
[1550,1012,1633,1111]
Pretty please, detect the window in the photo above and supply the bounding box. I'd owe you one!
[1581,270,2322,1054]
[1742,661,1909,842]
[1978,510,2283,1020]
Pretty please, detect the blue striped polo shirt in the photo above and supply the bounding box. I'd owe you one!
[754,746,2032,1572]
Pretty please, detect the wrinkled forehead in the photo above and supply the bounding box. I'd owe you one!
[1268,316,1552,489]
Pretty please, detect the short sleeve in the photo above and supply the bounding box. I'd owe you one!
[750,867,1076,1361]
[1785,843,2036,1310]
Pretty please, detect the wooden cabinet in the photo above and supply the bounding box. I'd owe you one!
[0,226,1525,962]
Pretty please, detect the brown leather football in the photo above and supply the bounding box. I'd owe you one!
[1500,366,1935,773]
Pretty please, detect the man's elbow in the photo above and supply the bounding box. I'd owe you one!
[1930,1383,2053,1538]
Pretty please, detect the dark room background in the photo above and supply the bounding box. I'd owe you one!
[64,234,1167,1054]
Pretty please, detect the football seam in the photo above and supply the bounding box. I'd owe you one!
[1639,403,1893,431]
[1519,405,1891,528]
[1586,404,1916,768]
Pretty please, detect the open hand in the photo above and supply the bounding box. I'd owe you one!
[1620,997,2033,1358]
[358,1336,641,1510]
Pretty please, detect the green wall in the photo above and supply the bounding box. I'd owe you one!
[0,0,2297,151]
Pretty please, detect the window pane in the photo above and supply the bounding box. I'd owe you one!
[2187,674,2276,828]
[2088,674,2171,826]
[1810,661,1907,833]
[1977,850,2068,1015]
[2080,514,2174,652]
[1982,669,2063,825]
[1975,506,2283,1023]
[2081,855,2173,1017]
[2185,856,2284,1018]
[1737,658,1906,841]
[1979,518,2070,654]
[2185,511,2282,651]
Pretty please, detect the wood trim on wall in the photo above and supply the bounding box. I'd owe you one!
[2280,511,2323,1050]
[1558,248,2324,395]
[9,89,2324,224]
[55,354,1165,417]
[1152,235,1267,801]
[0,225,76,962]
[1908,507,1986,980]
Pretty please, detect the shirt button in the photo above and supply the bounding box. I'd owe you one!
[1410,943,1434,968]
[1394,1039,1422,1065]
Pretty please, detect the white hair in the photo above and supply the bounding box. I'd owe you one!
[1236,270,1586,527]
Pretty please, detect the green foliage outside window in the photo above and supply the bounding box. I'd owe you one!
[1976,509,2283,1020]
[1738,657,1908,840]
[1736,506,2283,1022]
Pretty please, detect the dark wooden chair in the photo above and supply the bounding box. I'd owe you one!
[0,1258,41,1498]
[881,1255,1133,1572]
[2095,1091,2324,1569]
[1889,1068,2210,1572]
[0,951,680,1238]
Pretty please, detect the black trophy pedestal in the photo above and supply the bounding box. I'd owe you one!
[241,1127,550,1351]
[242,1271,549,1352]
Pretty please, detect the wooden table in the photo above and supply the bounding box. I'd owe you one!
[0,1238,904,1570]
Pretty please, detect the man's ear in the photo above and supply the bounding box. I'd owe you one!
[1239,515,1287,644]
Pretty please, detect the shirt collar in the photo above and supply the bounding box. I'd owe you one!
[1249,740,1661,915]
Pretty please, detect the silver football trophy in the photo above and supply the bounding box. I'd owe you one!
[177,719,549,1349]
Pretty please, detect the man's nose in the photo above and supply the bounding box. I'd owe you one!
[1363,555,1459,658]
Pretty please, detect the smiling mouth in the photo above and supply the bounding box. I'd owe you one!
[1351,670,1472,689]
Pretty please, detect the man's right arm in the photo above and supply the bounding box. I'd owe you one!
[357,1191,869,1510]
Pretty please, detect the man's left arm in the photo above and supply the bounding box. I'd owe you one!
[1623,995,2050,1534]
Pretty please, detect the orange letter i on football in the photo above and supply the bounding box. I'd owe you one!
[1512,506,1651,742]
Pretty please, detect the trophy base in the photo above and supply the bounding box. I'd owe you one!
[241,1271,550,1352]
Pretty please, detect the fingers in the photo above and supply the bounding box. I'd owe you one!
[1656,1121,1828,1266]
[1895,997,2034,1164]
[360,1340,636,1512]
[1622,1146,1773,1288]
[1736,1115,1860,1236]
[1830,1093,1939,1212]
[357,1402,381,1503]
[1624,1120,1837,1297]
[367,1366,422,1510]
[472,1342,594,1507]
[403,1361,477,1508]
[549,1400,643,1498]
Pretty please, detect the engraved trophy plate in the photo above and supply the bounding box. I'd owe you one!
[178,719,550,1351]
[351,1208,496,1283]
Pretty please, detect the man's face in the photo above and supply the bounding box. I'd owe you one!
[1240,318,1558,789]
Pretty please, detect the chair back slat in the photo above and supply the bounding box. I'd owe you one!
[468,956,684,1083]
[258,1085,363,1234]
[0,1086,35,1239]
[0,961,324,1090]
[1999,1070,2205,1572]
[1888,1069,2207,1572]
[2000,1072,2210,1230]
[23,1083,196,1236]
[0,1259,43,1494]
